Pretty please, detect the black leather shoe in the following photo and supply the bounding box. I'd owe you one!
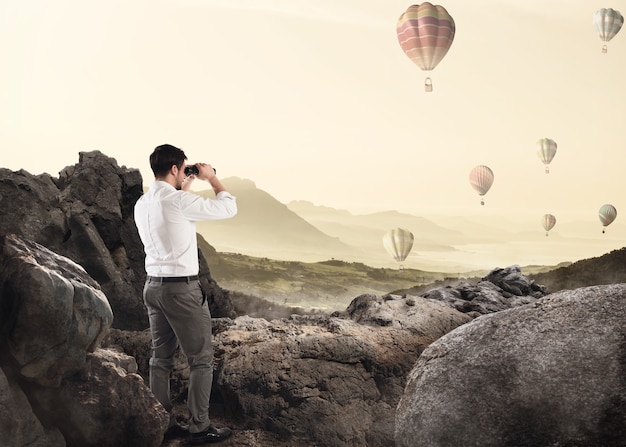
[164,424,190,439]
[186,425,232,445]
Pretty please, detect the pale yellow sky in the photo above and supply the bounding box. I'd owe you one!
[1,0,625,227]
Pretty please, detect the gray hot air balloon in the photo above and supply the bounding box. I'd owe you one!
[594,8,623,53]
[542,213,556,236]
[383,228,414,269]
[536,138,557,174]
[599,204,617,233]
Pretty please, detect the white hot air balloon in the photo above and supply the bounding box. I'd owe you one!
[383,228,414,270]
[469,165,494,205]
[536,138,557,174]
[542,213,556,236]
[594,8,624,53]
[598,204,617,233]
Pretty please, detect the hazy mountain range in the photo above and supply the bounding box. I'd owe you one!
[196,177,625,273]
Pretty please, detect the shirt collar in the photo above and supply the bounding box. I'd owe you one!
[151,180,176,191]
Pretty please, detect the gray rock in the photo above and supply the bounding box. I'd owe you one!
[0,234,113,387]
[0,154,147,329]
[0,366,65,447]
[482,264,546,297]
[395,283,626,447]
[29,348,169,447]
[104,296,470,447]
[0,234,170,446]
[419,265,547,316]
[340,293,472,341]
[210,303,470,447]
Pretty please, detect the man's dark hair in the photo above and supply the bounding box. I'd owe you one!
[150,144,187,178]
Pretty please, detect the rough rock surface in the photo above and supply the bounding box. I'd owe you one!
[417,265,546,317]
[337,292,472,341]
[395,284,626,447]
[109,295,470,447]
[0,366,65,447]
[0,151,235,330]
[29,348,169,447]
[0,234,113,387]
[0,234,167,447]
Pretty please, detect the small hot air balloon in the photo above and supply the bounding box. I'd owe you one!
[469,165,494,205]
[599,204,617,233]
[542,214,556,236]
[594,8,623,53]
[536,138,557,174]
[397,3,455,92]
[383,228,414,269]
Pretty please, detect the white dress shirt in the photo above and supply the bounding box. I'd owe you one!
[134,180,237,277]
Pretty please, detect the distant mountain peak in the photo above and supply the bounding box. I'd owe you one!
[222,177,257,189]
[287,200,353,216]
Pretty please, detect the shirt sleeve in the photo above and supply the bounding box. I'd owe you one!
[179,190,237,221]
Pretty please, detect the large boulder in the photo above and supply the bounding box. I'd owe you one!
[29,349,169,447]
[0,234,168,447]
[0,151,235,329]
[209,295,470,447]
[395,283,626,447]
[0,233,113,387]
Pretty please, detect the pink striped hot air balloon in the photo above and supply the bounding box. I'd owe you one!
[397,3,456,92]
[469,165,494,205]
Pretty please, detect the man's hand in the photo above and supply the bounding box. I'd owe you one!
[196,163,217,181]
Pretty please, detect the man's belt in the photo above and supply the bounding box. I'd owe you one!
[147,275,199,283]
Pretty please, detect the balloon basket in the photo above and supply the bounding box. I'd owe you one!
[602,44,608,53]
[424,77,433,92]
[545,167,550,174]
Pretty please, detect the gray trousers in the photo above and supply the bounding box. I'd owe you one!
[143,279,213,434]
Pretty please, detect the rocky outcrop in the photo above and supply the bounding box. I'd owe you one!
[337,293,472,341]
[104,267,555,446]
[108,295,471,447]
[4,151,621,447]
[0,234,167,447]
[395,283,626,447]
[5,223,622,447]
[29,349,169,447]
[0,151,235,330]
[417,265,546,317]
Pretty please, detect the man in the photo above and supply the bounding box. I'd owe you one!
[134,144,237,444]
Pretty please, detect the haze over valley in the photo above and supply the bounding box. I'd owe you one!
[196,177,625,273]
